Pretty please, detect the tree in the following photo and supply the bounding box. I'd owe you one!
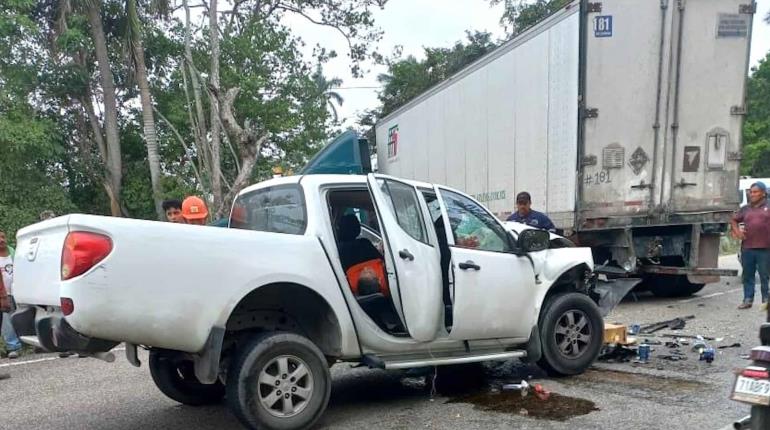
[741,52,770,177]
[376,31,497,117]
[312,65,344,123]
[126,0,167,220]
[174,0,388,218]
[489,0,571,36]
[84,0,124,217]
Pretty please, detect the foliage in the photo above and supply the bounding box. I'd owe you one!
[0,0,386,238]
[376,31,497,118]
[741,52,770,177]
[489,0,571,36]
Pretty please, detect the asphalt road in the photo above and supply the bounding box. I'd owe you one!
[1,255,762,430]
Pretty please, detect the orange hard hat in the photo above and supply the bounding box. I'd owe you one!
[182,196,209,220]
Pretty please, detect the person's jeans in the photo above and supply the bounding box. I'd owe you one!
[1,312,21,352]
[742,248,770,303]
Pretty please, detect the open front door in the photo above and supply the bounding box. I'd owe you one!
[367,174,443,342]
[434,186,538,340]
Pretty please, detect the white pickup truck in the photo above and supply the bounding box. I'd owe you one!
[12,173,606,430]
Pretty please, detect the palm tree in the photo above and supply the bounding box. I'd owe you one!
[312,65,344,123]
[126,0,167,220]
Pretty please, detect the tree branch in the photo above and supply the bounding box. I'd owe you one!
[152,106,206,190]
[274,3,355,53]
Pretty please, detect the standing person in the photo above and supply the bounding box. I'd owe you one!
[731,182,770,309]
[0,230,21,358]
[0,269,11,378]
[181,196,209,226]
[506,191,556,232]
[162,199,185,223]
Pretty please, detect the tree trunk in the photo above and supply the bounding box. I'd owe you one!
[214,87,269,219]
[209,0,223,215]
[87,4,123,217]
[184,0,210,180]
[130,0,164,220]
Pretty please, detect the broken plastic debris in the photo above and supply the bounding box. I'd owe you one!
[502,380,530,397]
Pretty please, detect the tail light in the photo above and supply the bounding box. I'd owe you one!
[61,231,113,280]
[742,368,770,379]
[61,297,74,316]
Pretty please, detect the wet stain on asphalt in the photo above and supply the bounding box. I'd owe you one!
[447,391,599,421]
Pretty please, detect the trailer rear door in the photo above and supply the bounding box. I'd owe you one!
[664,0,752,213]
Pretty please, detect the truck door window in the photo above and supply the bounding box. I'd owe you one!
[440,190,511,253]
[230,185,306,234]
[377,179,428,244]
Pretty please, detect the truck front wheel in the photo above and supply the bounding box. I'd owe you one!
[149,349,225,406]
[227,332,331,430]
[537,293,603,376]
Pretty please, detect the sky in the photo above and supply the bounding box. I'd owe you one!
[285,0,770,129]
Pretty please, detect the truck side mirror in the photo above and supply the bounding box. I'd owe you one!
[517,229,550,252]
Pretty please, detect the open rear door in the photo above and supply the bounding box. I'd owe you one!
[366,174,443,342]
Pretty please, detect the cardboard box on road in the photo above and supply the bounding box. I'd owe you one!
[603,323,628,345]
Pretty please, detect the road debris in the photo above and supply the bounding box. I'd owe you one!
[699,347,716,363]
[718,343,742,350]
[658,352,688,361]
[503,380,530,396]
[599,345,637,362]
[637,343,651,363]
[661,333,716,341]
[604,323,628,345]
[628,324,641,335]
[639,315,695,334]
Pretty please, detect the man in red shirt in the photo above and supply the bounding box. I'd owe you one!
[731,182,770,309]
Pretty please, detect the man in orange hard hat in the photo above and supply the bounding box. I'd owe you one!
[182,196,209,225]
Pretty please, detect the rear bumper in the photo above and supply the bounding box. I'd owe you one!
[10,302,118,353]
[638,265,738,277]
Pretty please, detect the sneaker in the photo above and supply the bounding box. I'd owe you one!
[762,302,769,311]
[738,302,753,309]
[7,350,19,359]
[0,373,9,380]
[58,352,73,358]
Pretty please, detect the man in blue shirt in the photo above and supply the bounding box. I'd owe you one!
[506,191,556,232]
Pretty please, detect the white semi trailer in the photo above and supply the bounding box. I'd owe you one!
[374,0,756,296]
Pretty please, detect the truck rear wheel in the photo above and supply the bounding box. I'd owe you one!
[226,332,331,430]
[537,293,603,376]
[647,275,705,298]
[149,349,225,406]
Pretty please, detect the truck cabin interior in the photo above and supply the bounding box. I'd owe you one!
[327,188,454,336]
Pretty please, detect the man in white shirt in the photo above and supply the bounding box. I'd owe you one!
[0,230,21,359]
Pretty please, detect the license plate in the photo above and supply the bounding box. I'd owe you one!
[732,375,770,405]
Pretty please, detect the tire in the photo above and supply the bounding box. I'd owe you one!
[149,349,225,406]
[648,275,705,298]
[227,332,331,430]
[751,405,770,430]
[537,293,603,377]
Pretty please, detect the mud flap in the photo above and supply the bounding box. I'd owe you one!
[521,325,542,363]
[591,278,642,317]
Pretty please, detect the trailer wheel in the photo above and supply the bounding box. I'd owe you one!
[537,293,603,376]
[149,349,225,406]
[647,275,705,298]
[227,332,331,430]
